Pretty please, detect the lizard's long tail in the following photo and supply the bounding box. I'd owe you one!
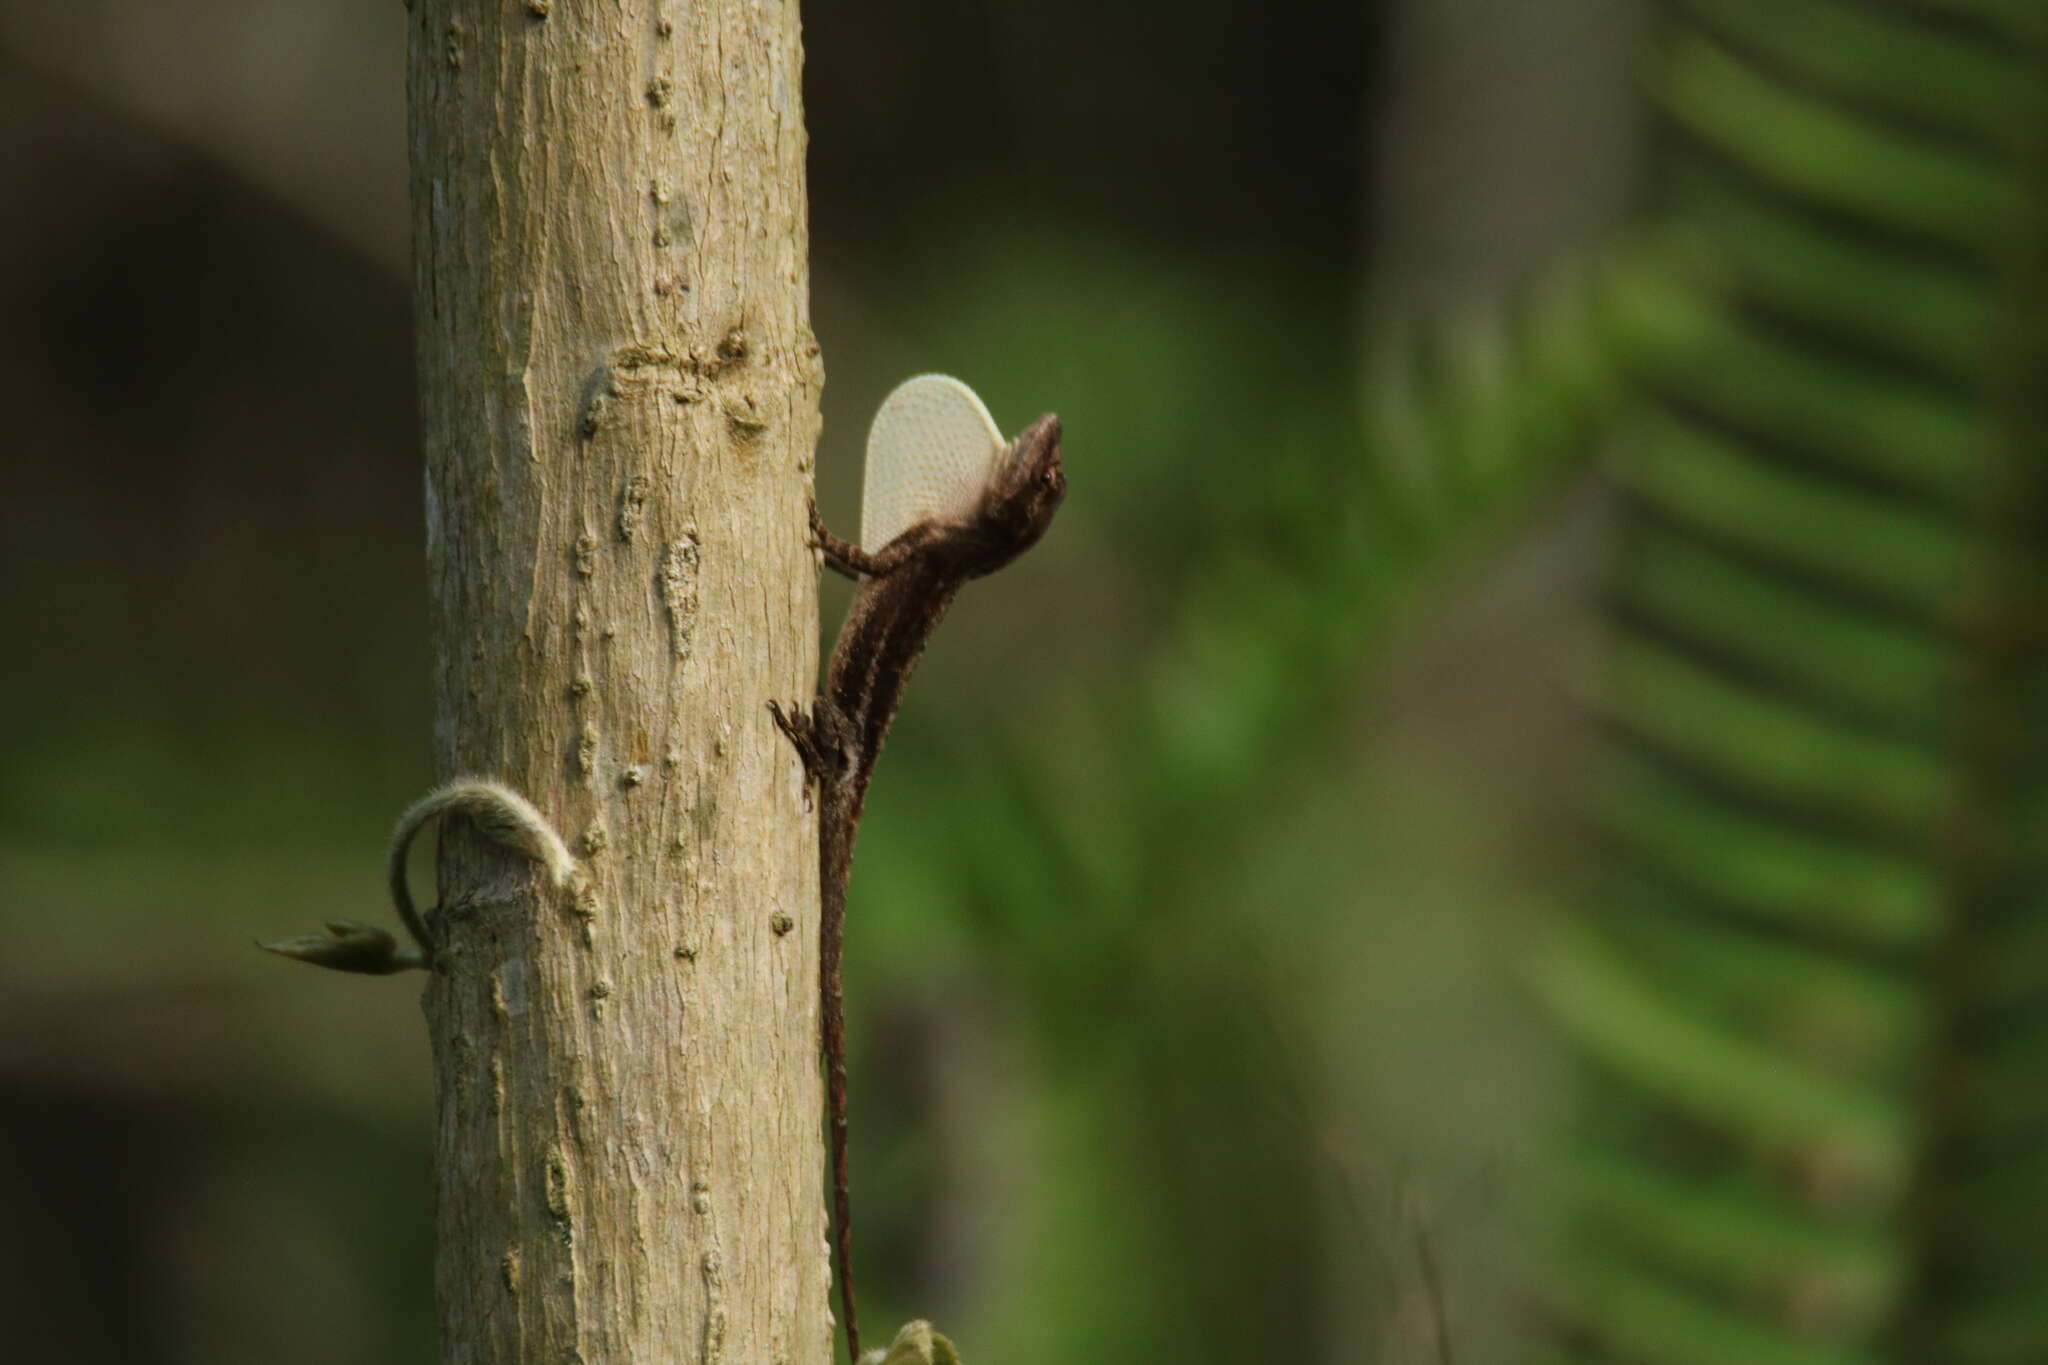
[823,925,859,1360]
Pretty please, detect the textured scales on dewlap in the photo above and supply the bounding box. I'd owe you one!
[860,374,1007,552]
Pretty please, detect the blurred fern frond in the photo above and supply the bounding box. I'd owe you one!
[965,235,1708,986]
[1539,5,2048,1363]
[901,234,1709,1362]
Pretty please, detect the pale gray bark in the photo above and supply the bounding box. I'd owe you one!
[404,2,827,1360]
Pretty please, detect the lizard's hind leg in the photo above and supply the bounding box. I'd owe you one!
[767,699,830,780]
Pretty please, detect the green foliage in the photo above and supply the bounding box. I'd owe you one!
[1537,6,2048,1363]
[837,216,1703,1358]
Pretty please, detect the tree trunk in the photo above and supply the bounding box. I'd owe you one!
[404,3,827,1361]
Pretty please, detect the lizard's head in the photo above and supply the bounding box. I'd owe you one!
[971,413,1065,572]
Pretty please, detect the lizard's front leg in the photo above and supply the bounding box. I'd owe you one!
[809,501,922,582]
[809,502,875,581]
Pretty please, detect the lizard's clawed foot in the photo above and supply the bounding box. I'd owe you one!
[768,699,828,779]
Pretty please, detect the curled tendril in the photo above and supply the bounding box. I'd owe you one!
[260,777,582,977]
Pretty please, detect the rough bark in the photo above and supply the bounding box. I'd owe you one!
[404,3,827,1361]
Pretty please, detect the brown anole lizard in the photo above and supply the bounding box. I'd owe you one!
[771,375,1066,1361]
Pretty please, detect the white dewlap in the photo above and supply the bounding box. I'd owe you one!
[860,374,1007,552]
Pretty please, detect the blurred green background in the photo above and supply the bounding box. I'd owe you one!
[3,3,2044,1363]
